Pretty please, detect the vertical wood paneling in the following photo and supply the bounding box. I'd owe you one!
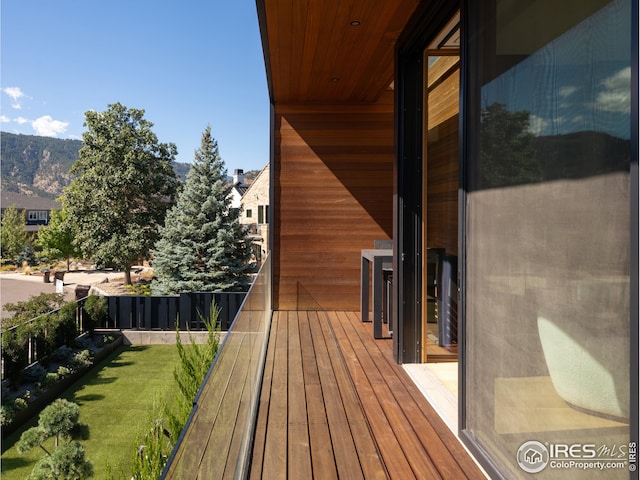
[273,94,394,310]
[426,60,459,255]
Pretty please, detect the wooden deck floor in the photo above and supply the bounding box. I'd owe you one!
[249,311,485,479]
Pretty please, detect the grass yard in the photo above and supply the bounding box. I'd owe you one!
[1,344,179,479]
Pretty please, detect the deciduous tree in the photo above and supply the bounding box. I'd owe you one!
[1,204,29,262]
[37,207,79,271]
[63,103,179,284]
[152,126,253,294]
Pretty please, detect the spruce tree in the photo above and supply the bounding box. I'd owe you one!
[152,126,253,294]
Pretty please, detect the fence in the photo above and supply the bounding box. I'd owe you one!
[1,292,246,380]
[1,301,86,382]
[103,292,246,331]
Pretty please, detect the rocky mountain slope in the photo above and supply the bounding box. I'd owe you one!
[1,132,192,199]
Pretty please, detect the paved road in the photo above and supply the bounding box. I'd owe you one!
[0,270,124,319]
[0,277,73,318]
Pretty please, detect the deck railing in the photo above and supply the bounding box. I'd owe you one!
[161,253,272,479]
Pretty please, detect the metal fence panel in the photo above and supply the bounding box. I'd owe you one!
[104,292,245,331]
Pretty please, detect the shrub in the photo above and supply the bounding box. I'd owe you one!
[24,364,47,384]
[125,283,151,296]
[51,345,74,363]
[1,328,30,389]
[1,382,12,403]
[17,399,93,479]
[17,245,37,267]
[1,404,15,426]
[75,337,92,349]
[72,350,94,368]
[55,302,78,348]
[82,295,107,334]
[57,366,73,378]
[40,372,60,390]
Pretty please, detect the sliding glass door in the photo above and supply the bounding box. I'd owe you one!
[462,0,635,478]
[423,16,460,362]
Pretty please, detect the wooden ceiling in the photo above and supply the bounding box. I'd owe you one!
[256,0,421,105]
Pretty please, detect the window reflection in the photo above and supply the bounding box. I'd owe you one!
[465,0,631,478]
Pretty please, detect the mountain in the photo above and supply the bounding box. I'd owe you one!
[1,132,81,198]
[1,132,191,199]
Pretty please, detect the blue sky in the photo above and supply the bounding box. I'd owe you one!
[1,1,270,173]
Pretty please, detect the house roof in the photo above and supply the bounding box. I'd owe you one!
[0,192,60,211]
[240,163,269,201]
[256,0,420,104]
[232,182,250,197]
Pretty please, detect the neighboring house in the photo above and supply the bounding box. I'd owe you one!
[229,169,249,210]
[0,192,60,232]
[239,163,270,262]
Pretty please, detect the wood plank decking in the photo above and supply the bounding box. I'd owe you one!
[249,311,485,479]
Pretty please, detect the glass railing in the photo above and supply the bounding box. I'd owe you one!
[162,253,272,479]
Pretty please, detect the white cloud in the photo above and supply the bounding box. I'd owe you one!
[528,114,549,136]
[2,86,25,109]
[31,115,69,136]
[16,116,29,124]
[597,67,631,114]
[559,86,578,98]
[0,115,9,123]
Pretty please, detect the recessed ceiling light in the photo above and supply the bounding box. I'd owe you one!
[350,20,361,26]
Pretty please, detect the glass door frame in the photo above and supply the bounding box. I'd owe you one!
[396,0,638,477]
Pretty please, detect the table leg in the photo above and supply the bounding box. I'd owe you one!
[373,256,383,338]
[361,256,370,322]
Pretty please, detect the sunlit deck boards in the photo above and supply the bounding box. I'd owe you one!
[250,311,485,479]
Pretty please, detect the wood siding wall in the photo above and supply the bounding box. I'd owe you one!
[426,57,459,255]
[273,93,394,310]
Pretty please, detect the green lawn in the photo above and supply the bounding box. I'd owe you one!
[1,344,179,479]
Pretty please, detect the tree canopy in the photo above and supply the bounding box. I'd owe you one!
[62,103,179,284]
[479,102,541,188]
[1,204,29,261]
[37,207,79,270]
[152,126,253,294]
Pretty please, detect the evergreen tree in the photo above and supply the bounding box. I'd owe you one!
[17,399,93,480]
[63,103,179,284]
[152,126,253,294]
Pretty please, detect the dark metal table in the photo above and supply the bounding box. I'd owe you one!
[360,248,392,339]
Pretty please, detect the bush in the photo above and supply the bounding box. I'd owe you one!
[125,283,151,296]
[17,399,93,479]
[51,345,74,363]
[57,366,73,378]
[24,364,47,384]
[82,295,107,334]
[40,372,60,390]
[55,303,78,348]
[1,404,15,426]
[17,245,37,267]
[72,350,94,369]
